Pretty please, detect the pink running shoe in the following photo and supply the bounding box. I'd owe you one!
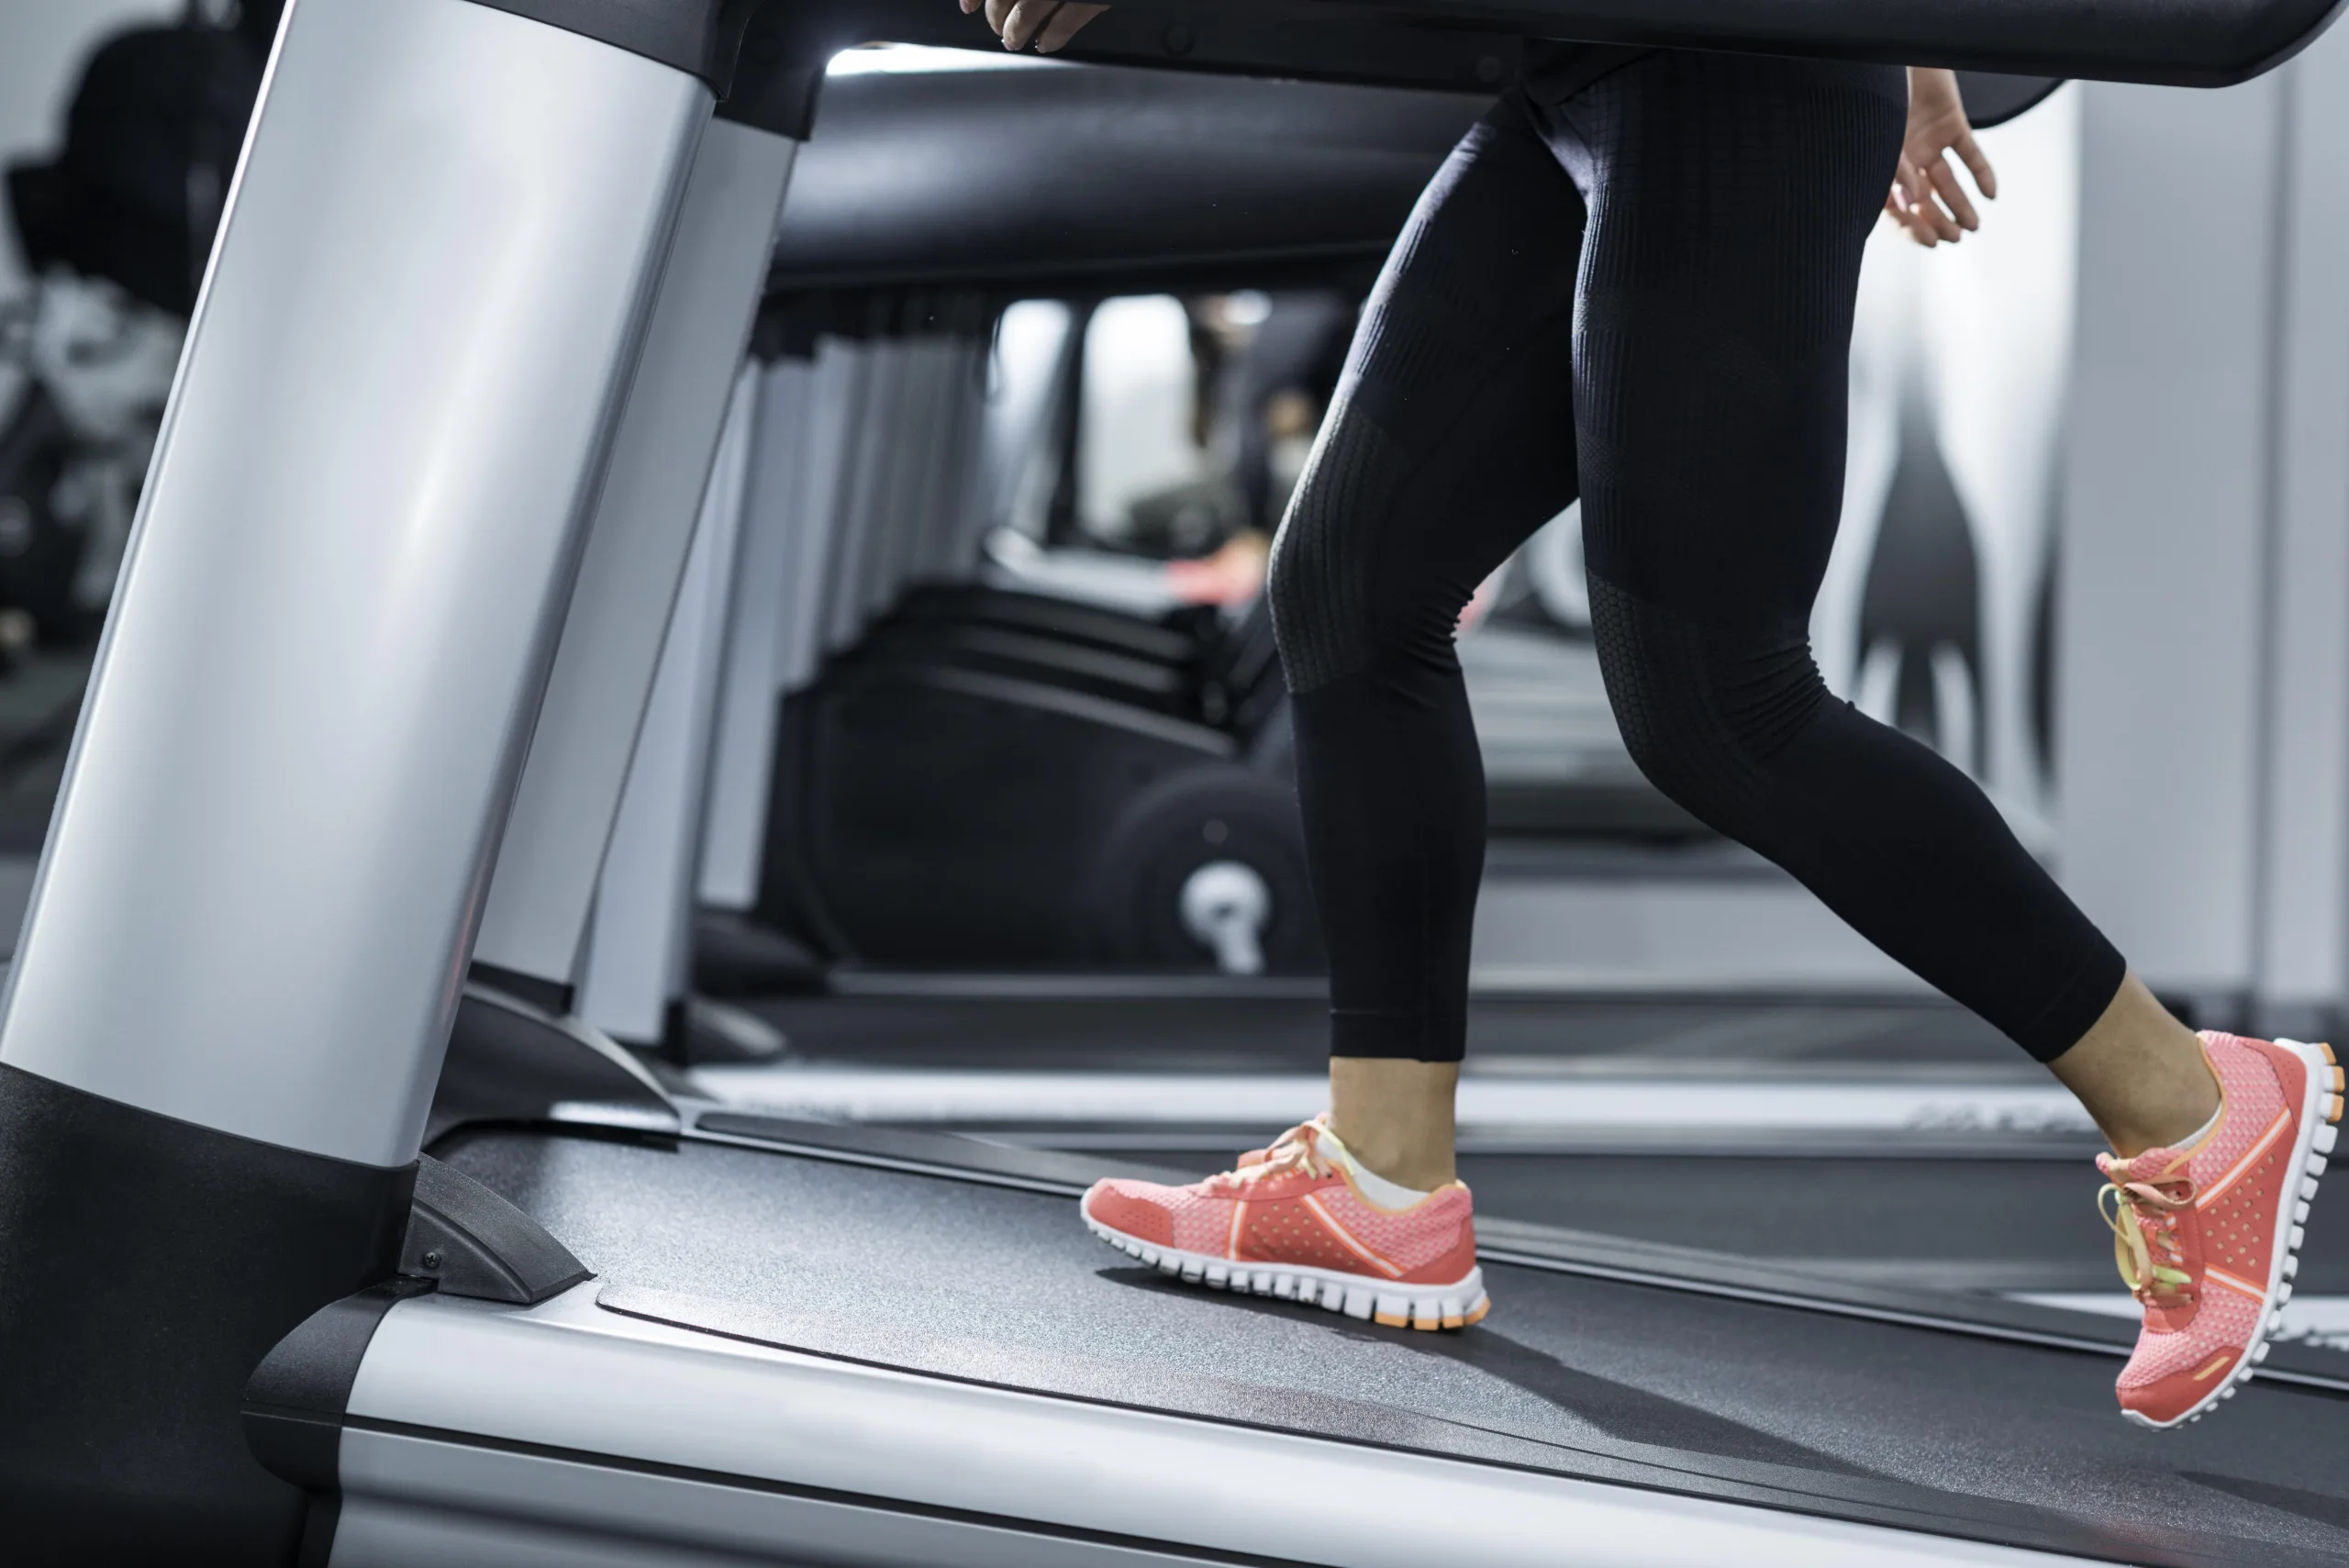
[1080,1117,1489,1329]
[2097,1031,2342,1429]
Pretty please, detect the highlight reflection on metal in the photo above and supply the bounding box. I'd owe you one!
[689,1064,2099,1145]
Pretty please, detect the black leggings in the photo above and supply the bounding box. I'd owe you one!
[1267,50,2124,1065]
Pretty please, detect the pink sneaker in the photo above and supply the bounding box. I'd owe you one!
[1080,1117,1489,1329]
[2097,1031,2342,1429]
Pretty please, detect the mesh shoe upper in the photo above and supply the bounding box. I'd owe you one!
[1083,1121,1478,1287]
[2098,1032,2312,1424]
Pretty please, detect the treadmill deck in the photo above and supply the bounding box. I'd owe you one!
[435,1123,2349,1567]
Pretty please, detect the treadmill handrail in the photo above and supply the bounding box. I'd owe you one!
[776,0,2344,89]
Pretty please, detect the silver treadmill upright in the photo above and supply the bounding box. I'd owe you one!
[0,0,2343,1563]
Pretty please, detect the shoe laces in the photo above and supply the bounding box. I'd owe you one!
[2098,1155,2197,1305]
[1205,1121,1328,1193]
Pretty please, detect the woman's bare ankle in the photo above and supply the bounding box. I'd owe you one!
[2047,972,2221,1157]
[1328,1056,1461,1190]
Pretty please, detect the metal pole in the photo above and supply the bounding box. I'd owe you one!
[581,370,762,1046]
[473,117,799,1007]
[0,0,714,1551]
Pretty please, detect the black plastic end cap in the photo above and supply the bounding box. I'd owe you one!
[400,1154,594,1305]
[241,1278,433,1491]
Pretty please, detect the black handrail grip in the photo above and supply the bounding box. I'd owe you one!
[770,0,2345,89]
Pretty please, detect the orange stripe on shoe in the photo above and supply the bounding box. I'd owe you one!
[1297,1193,1406,1278]
[2196,1108,2293,1210]
[2204,1264,2271,1301]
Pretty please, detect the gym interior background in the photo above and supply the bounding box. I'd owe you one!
[7,4,2348,1029]
[8,5,2349,1561]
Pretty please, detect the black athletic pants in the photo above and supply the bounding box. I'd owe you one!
[1266,50,2125,1065]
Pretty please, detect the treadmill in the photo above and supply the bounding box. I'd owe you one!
[3,1,2345,1564]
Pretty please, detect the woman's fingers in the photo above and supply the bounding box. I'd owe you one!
[1888,170,1926,246]
[1035,1,1107,50]
[1886,186,1932,248]
[1000,0,1065,50]
[1951,128,1998,201]
[1925,150,1979,232]
[1909,153,1963,242]
[1890,160,1943,246]
[1886,167,1921,245]
[980,0,1106,50]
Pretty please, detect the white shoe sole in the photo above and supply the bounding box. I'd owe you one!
[2122,1036,2340,1430]
[1082,1208,1490,1330]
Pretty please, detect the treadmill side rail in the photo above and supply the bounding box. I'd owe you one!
[333,1283,2100,1568]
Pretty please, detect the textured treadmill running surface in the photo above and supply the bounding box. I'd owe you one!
[438,1129,2349,1566]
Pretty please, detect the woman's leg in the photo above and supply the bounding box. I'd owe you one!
[1553,51,2212,1145]
[1265,95,1589,1187]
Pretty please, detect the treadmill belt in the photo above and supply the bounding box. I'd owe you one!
[435,1126,2349,1568]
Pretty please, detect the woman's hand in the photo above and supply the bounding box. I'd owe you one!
[1887,68,1997,247]
[964,0,1108,52]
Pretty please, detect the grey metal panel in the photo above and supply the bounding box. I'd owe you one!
[581,367,760,1043]
[334,1493,755,1568]
[875,338,955,606]
[781,341,863,689]
[910,340,993,583]
[898,344,952,586]
[691,340,864,914]
[700,329,897,913]
[854,341,920,622]
[874,337,990,605]
[474,120,796,991]
[2253,26,2349,1026]
[334,1433,1238,1566]
[852,339,931,629]
[0,0,707,1164]
[2056,75,2285,997]
[697,357,816,910]
[822,341,901,652]
[345,1284,2086,1568]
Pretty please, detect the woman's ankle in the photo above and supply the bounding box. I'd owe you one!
[2047,973,2221,1157]
[1328,1056,1461,1190]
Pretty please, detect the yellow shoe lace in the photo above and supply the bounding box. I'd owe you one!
[2098,1165,2196,1304]
[1204,1120,1329,1194]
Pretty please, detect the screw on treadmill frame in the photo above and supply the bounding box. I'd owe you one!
[421,1250,442,1270]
